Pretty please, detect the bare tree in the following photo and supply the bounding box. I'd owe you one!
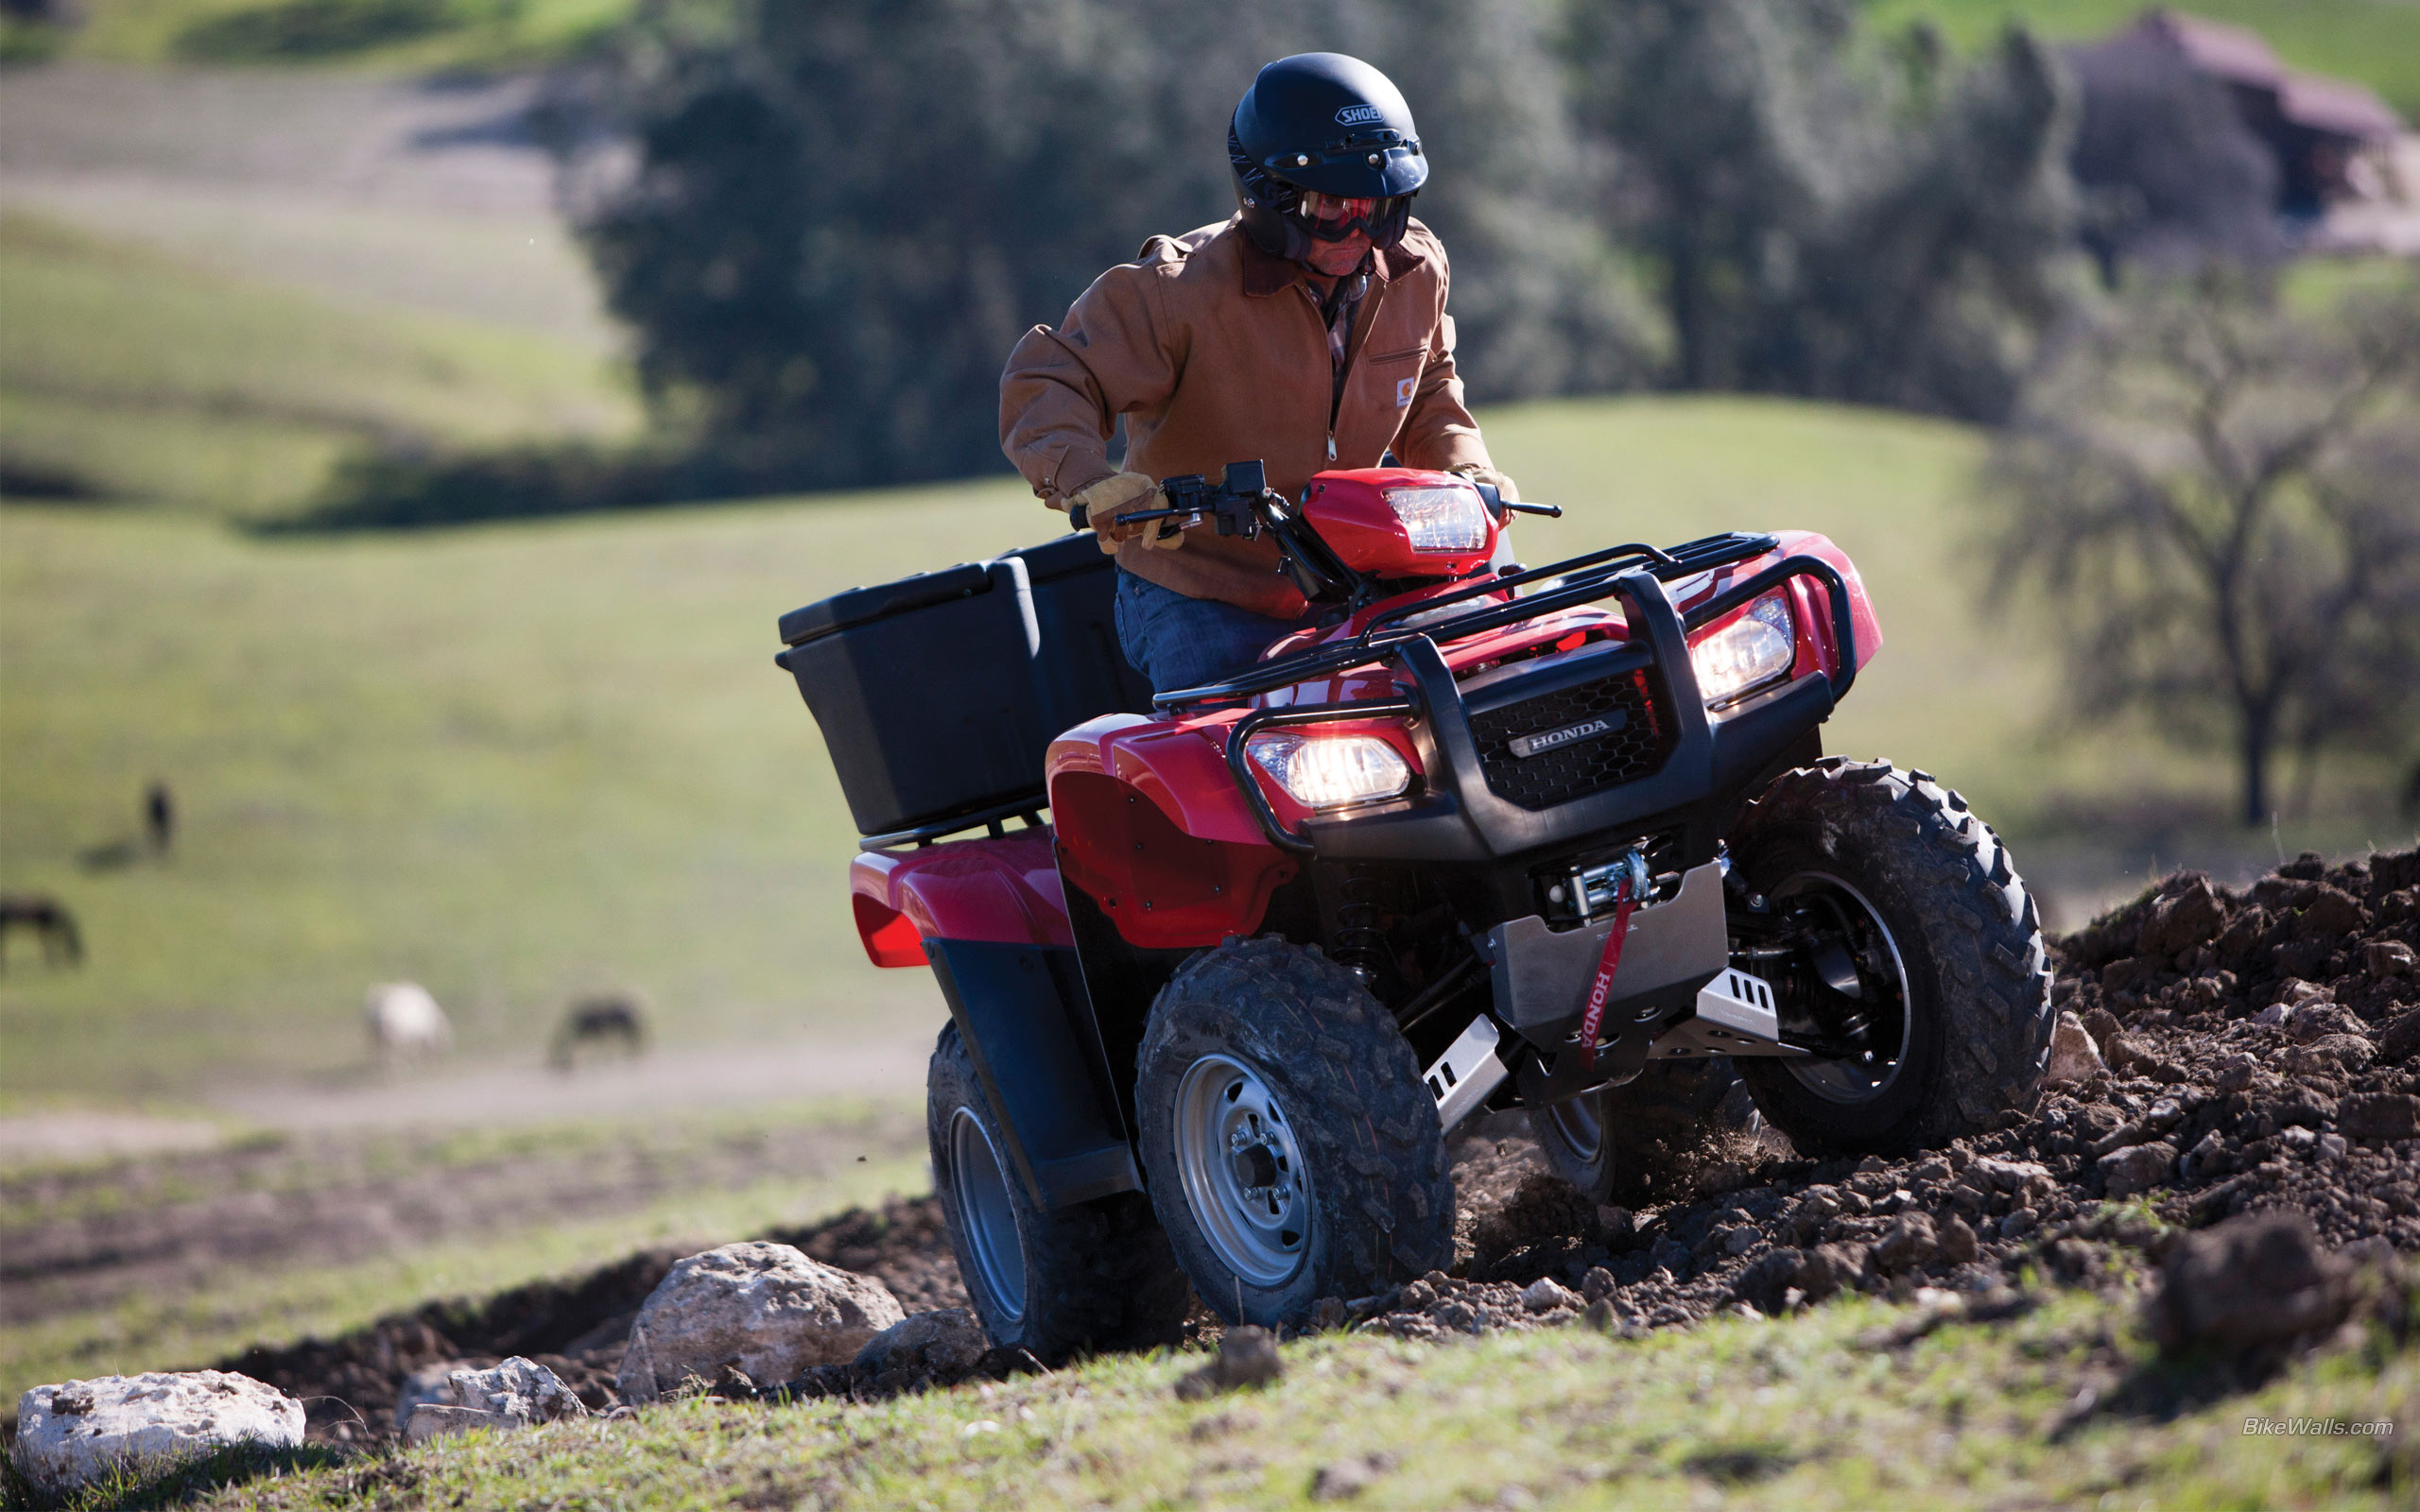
[1989,271,2420,826]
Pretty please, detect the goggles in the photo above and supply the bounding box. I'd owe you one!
[1295,190,1406,243]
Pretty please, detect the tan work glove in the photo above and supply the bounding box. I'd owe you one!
[1452,463,1521,507]
[1069,471,1181,553]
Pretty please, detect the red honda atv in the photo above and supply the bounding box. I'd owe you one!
[776,461,2053,1357]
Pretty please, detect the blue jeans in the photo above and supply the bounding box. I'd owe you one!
[1113,570,1299,694]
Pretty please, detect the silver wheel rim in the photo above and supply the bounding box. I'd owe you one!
[1172,1054,1312,1288]
[948,1106,1027,1322]
[1544,1093,1604,1167]
[1775,870,1915,1104]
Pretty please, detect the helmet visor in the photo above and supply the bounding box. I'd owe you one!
[1295,190,1408,243]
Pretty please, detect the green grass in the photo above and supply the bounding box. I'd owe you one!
[0,211,638,518]
[10,0,639,70]
[1872,0,2420,119]
[185,1289,2420,1510]
[5,394,2399,1099]
[0,1101,926,1405]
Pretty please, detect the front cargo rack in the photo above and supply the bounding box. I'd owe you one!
[1153,532,1784,713]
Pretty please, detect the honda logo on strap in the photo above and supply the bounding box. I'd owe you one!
[1507,712,1624,760]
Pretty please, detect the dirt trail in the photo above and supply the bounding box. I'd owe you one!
[1,1106,928,1323]
[202,1031,932,1134]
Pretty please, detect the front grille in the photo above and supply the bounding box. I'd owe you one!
[1467,668,1673,810]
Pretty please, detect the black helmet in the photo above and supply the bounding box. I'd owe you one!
[1230,53,1426,262]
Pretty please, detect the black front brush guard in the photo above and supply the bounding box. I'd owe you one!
[1207,549,1863,865]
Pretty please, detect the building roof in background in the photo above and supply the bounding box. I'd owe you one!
[2134,8,2281,88]
[2277,73,2404,143]
[2123,8,2405,141]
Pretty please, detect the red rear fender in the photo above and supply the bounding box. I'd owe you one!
[849,832,1070,968]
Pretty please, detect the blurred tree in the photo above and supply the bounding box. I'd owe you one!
[1989,273,2420,825]
[568,0,1653,493]
[1564,0,2078,421]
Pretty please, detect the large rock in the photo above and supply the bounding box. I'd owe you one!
[12,1372,303,1499]
[617,1242,904,1401]
[850,1308,988,1396]
[2146,1211,2352,1355]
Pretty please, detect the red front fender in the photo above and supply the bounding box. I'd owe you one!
[1046,714,1299,949]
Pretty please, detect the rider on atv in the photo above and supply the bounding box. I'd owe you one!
[783,48,2055,1363]
[1000,51,1519,694]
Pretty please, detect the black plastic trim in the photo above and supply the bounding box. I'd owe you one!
[924,938,1141,1211]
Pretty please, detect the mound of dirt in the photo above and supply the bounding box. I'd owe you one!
[162,847,2420,1435]
[1366,847,2420,1340]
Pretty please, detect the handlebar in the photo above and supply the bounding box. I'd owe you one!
[1068,459,1565,609]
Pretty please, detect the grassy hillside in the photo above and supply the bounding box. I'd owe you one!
[199,1288,2420,1510]
[0,212,637,518]
[1876,0,2420,118]
[15,0,2419,116]
[3,394,2397,1101]
[6,0,636,69]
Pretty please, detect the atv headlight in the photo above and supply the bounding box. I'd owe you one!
[1247,732,1412,810]
[1689,593,1795,707]
[1383,484,1488,553]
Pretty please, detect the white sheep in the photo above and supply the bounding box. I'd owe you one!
[365,982,453,1069]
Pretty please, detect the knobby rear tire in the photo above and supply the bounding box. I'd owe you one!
[926,1022,1190,1364]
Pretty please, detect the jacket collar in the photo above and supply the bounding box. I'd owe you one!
[1233,219,1418,297]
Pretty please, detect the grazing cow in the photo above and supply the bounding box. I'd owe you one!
[365,982,452,1068]
[550,995,648,1071]
[0,894,81,971]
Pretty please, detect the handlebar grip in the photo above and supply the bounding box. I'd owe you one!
[1067,502,1090,530]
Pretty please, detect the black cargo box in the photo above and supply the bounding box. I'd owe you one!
[776,532,1152,842]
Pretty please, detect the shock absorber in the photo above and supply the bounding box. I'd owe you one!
[1328,866,1392,987]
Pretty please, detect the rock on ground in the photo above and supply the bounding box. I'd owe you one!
[2046,1012,2106,1083]
[617,1241,904,1401]
[2146,1211,2354,1354]
[849,1309,988,1396]
[405,1356,592,1443]
[1174,1327,1284,1400]
[12,1371,302,1499]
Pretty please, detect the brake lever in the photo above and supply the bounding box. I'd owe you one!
[1504,502,1564,519]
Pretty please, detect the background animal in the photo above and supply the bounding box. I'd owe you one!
[364,982,452,1069]
[0,894,82,971]
[550,995,648,1071]
[145,782,174,853]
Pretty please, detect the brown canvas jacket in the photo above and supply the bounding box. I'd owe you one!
[999,215,1494,619]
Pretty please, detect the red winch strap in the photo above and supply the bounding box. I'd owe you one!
[1578,879,1639,1069]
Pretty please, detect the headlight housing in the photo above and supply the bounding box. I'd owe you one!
[1246,732,1412,810]
[1383,484,1488,553]
[1689,592,1795,707]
